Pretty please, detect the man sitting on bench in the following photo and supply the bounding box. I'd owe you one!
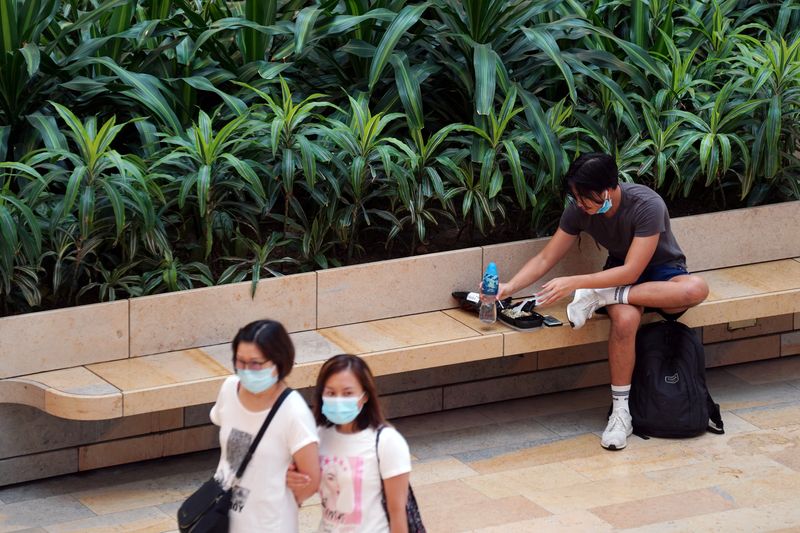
[496,153,709,451]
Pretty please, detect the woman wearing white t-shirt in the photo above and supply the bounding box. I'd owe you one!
[210,319,320,532]
[288,354,412,533]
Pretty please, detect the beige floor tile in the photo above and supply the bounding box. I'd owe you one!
[73,474,199,516]
[461,462,588,499]
[721,426,800,458]
[521,473,671,514]
[622,498,800,533]
[472,509,614,533]
[419,494,550,533]
[645,454,794,494]
[590,487,736,529]
[468,433,602,474]
[413,479,489,509]
[44,506,175,532]
[734,403,800,430]
[409,457,479,487]
[563,441,706,481]
[716,471,800,507]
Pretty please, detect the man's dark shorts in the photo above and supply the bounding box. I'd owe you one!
[598,256,689,320]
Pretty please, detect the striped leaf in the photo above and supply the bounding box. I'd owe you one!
[27,113,67,151]
[0,125,8,161]
[368,3,429,91]
[390,53,423,130]
[182,76,247,116]
[473,43,496,116]
[19,42,39,76]
[243,0,276,62]
[74,58,181,133]
[294,6,321,55]
[522,27,577,104]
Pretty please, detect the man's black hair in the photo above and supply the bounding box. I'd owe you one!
[564,153,619,202]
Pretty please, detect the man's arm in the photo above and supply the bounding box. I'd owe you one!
[497,228,577,300]
[535,234,658,305]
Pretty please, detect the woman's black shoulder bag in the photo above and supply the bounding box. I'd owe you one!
[177,387,293,533]
[376,426,426,533]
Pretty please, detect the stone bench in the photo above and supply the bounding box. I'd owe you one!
[1,200,799,483]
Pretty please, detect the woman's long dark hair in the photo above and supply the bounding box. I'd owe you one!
[313,354,387,430]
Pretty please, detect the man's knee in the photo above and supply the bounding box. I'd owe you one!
[609,306,642,337]
[682,276,709,306]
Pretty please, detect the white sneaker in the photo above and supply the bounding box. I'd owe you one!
[566,288,604,329]
[601,409,633,451]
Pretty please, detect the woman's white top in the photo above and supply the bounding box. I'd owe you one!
[317,425,411,533]
[210,376,318,532]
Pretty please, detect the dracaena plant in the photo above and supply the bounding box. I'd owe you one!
[156,110,267,259]
[325,94,405,259]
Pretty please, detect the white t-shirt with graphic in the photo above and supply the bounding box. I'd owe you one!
[318,425,411,533]
[209,376,319,532]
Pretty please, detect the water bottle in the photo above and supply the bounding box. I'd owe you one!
[479,262,499,324]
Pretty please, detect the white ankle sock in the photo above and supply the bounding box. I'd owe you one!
[596,286,632,305]
[611,384,631,412]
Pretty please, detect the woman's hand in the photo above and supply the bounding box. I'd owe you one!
[286,462,311,502]
[535,276,578,307]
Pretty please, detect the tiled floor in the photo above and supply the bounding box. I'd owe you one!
[2,356,800,532]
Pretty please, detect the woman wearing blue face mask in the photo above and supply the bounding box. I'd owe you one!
[288,354,412,533]
[209,319,320,531]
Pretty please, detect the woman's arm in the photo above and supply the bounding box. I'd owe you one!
[383,473,410,533]
[290,442,320,505]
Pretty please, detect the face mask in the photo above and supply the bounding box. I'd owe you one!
[595,191,612,215]
[322,394,365,425]
[237,366,278,394]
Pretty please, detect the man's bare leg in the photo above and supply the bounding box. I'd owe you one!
[601,303,643,451]
[606,304,644,385]
[626,275,709,312]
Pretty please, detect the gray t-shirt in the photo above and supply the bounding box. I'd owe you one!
[559,182,686,268]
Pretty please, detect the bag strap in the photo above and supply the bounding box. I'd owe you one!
[375,425,385,478]
[375,425,389,514]
[706,392,725,435]
[235,387,293,479]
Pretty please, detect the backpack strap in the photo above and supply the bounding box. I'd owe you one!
[706,392,725,435]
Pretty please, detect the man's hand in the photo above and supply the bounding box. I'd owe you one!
[496,282,514,301]
[535,276,578,306]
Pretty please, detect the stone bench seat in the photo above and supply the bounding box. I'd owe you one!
[3,256,799,421]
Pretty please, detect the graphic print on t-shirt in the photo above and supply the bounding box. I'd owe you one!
[320,454,364,530]
[214,428,254,513]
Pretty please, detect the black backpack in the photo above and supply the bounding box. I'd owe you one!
[629,321,724,439]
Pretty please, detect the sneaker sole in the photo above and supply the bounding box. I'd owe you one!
[602,443,626,451]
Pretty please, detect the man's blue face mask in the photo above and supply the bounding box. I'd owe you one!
[568,190,612,215]
[595,191,612,214]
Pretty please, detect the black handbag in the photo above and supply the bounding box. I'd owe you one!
[177,387,293,533]
[376,426,426,533]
